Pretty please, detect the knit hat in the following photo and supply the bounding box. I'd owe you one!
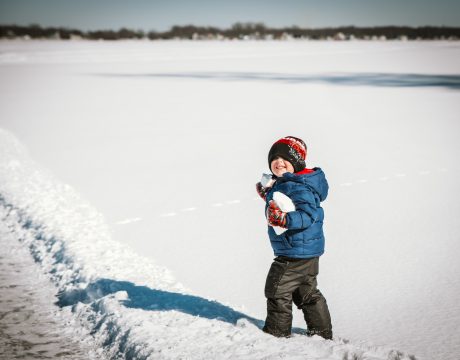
[268,136,307,173]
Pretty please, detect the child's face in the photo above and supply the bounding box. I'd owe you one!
[271,156,294,177]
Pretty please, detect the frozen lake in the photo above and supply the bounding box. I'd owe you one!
[1,39,460,359]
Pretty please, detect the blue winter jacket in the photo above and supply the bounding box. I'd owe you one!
[265,168,328,258]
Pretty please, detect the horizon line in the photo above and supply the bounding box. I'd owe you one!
[2,23,460,32]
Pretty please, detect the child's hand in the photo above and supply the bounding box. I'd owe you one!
[266,200,287,228]
[256,182,269,200]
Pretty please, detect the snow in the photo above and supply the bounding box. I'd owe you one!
[272,191,295,235]
[1,39,460,359]
[261,173,276,188]
[0,207,100,359]
[0,129,414,360]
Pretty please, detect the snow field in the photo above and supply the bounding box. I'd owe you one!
[1,40,460,359]
[0,128,418,359]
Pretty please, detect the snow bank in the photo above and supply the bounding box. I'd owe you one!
[0,128,417,359]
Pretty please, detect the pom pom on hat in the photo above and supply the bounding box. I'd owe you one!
[268,136,307,173]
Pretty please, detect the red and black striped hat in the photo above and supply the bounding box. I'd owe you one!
[268,136,307,173]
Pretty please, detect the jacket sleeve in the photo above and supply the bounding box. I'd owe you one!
[285,189,319,230]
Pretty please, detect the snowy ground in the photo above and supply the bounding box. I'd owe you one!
[0,130,415,360]
[1,39,460,359]
[0,209,100,359]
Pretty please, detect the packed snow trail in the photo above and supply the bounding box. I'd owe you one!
[0,215,100,360]
[0,129,418,359]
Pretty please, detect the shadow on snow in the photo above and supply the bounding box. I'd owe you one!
[94,72,460,90]
[57,278,266,330]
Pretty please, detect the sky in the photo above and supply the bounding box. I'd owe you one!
[0,0,459,31]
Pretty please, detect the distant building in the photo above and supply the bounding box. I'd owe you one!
[70,34,83,41]
[49,32,61,40]
[280,32,294,40]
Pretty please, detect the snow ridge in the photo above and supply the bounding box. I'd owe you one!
[0,196,141,358]
[0,194,264,359]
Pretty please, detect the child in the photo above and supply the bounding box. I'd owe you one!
[256,136,332,340]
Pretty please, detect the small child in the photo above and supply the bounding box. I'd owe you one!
[256,136,333,339]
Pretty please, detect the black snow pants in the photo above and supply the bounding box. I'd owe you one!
[263,256,332,339]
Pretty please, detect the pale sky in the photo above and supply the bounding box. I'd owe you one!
[1,0,459,31]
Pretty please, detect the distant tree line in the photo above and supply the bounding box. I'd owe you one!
[1,23,459,40]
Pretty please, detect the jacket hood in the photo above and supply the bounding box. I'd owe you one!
[277,167,328,201]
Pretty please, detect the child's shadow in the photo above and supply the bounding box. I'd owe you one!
[57,278,264,327]
[57,278,305,334]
